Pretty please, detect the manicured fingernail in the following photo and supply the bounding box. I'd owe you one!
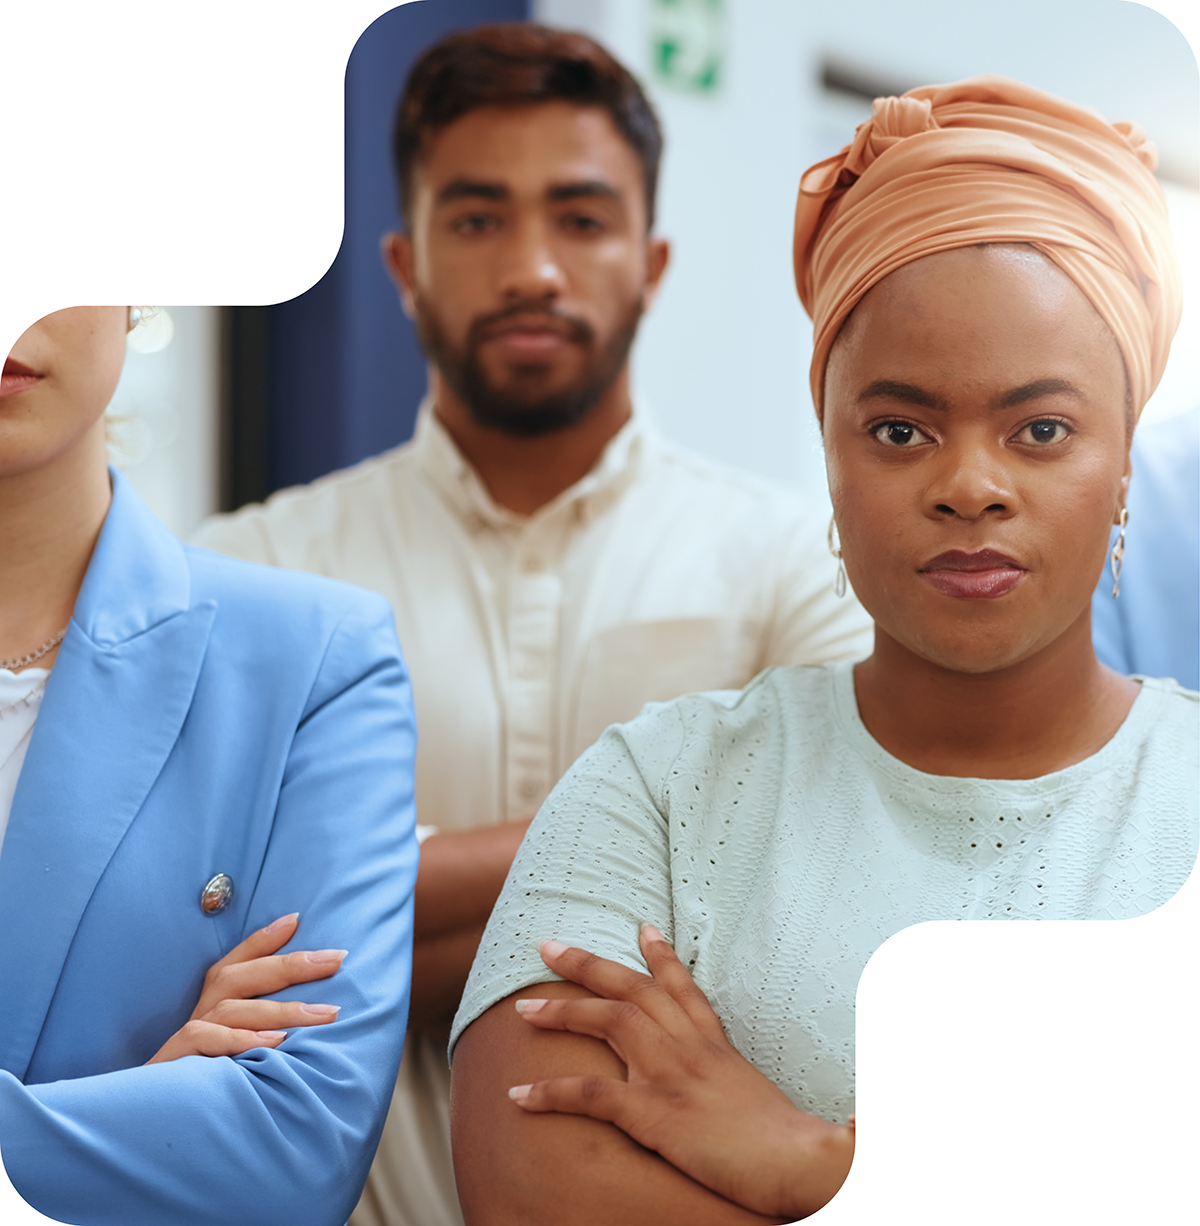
[255,1030,287,1041]
[515,999,546,1014]
[539,939,568,959]
[641,923,665,942]
[301,1003,340,1017]
[508,1084,532,1101]
[306,949,348,964]
[265,913,299,934]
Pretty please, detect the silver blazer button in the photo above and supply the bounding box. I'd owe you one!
[200,873,234,915]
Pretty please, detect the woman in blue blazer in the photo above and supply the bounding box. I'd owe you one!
[0,307,418,1224]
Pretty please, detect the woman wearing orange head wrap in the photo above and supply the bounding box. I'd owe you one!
[795,75,1181,421]
[449,79,1197,1225]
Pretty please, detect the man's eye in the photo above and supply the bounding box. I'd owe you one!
[563,214,604,233]
[1017,419,1070,445]
[452,214,498,234]
[873,421,929,448]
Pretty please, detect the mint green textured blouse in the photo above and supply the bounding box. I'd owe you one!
[451,664,1198,1123]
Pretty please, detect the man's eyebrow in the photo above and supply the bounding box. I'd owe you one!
[546,180,622,204]
[435,180,509,206]
[857,381,948,411]
[995,378,1086,408]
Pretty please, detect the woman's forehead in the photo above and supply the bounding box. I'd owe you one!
[828,246,1126,402]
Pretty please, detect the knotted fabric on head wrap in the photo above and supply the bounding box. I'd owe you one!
[794,75,1182,421]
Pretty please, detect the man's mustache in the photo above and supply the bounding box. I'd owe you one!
[469,301,594,347]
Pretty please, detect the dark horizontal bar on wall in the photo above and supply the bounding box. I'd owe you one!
[819,57,916,105]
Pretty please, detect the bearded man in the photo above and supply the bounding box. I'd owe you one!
[193,23,871,1226]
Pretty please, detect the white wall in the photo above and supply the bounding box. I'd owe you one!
[535,0,1199,496]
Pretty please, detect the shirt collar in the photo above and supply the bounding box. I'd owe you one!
[414,396,649,532]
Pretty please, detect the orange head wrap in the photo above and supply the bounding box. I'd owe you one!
[794,75,1182,421]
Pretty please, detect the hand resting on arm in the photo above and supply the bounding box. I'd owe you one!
[451,927,853,1225]
[147,913,346,1064]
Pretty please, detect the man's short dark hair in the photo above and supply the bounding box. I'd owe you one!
[393,23,663,231]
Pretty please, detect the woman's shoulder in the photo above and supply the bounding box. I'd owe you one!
[626,663,839,733]
[184,542,392,626]
[1129,675,1199,753]
[181,544,403,681]
[601,664,842,791]
[1135,675,1200,705]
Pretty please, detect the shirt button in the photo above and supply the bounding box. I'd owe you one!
[518,779,540,803]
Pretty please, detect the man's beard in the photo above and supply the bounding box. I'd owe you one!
[413,295,642,438]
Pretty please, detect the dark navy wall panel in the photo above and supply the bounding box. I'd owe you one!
[265,0,531,495]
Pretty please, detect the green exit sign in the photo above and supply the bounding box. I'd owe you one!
[650,0,725,95]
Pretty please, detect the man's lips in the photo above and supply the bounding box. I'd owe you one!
[486,327,571,356]
[475,310,589,357]
[1,358,44,400]
[918,549,1026,600]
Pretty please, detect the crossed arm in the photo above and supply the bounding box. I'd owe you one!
[0,598,417,1226]
[450,929,854,1225]
[410,819,532,1037]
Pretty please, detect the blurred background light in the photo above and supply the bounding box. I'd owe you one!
[126,306,175,355]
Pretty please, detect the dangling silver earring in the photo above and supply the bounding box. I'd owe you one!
[828,517,847,599]
[1110,507,1128,599]
[128,306,143,330]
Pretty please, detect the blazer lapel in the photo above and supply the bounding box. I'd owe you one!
[0,472,215,1080]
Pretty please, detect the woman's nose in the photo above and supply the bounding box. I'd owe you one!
[926,441,1014,520]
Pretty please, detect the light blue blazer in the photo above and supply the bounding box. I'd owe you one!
[0,471,418,1225]
[1092,406,1200,689]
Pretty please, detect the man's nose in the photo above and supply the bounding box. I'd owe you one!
[497,219,567,301]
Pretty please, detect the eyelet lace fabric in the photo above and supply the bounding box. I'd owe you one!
[452,663,1198,1123]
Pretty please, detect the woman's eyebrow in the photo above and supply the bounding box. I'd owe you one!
[995,378,1086,407]
[856,378,1086,410]
[856,380,947,409]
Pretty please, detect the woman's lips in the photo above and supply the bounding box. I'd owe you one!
[919,549,1026,600]
[1,358,44,400]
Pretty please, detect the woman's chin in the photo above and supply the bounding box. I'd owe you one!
[887,620,1067,678]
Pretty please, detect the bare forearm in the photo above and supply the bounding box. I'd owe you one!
[414,820,531,941]
[409,820,532,1034]
[451,986,791,1226]
[409,922,488,1037]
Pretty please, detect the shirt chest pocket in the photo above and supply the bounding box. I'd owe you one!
[570,617,764,756]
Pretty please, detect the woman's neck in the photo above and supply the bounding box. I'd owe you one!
[852,613,1140,779]
[0,425,112,668]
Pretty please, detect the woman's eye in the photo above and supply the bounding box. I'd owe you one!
[873,421,929,448]
[1017,419,1070,445]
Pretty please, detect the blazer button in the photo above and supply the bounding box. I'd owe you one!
[200,873,234,915]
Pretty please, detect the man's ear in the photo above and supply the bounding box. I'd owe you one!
[382,231,417,319]
[640,236,671,312]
